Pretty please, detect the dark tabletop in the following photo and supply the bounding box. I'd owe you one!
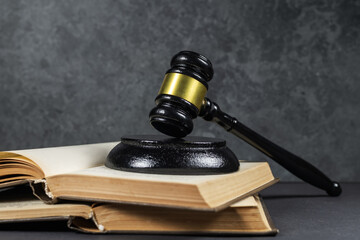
[0,182,359,240]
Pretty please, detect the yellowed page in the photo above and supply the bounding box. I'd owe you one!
[0,198,92,221]
[69,162,266,184]
[230,195,257,207]
[8,142,119,177]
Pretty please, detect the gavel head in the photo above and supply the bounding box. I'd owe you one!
[149,51,213,138]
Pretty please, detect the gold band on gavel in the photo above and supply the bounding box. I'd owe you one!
[158,73,207,110]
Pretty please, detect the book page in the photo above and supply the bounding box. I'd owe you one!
[230,195,257,207]
[0,197,55,209]
[0,198,92,222]
[0,186,93,221]
[8,142,119,177]
[69,162,264,184]
[68,165,224,184]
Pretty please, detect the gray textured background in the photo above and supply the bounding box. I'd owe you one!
[0,0,359,181]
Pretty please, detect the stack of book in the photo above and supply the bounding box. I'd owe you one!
[0,142,278,235]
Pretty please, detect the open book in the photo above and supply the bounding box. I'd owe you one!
[0,142,277,211]
[0,186,278,235]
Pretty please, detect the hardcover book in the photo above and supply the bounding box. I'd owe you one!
[0,142,277,211]
[0,186,278,235]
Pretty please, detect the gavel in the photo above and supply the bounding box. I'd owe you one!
[149,51,341,196]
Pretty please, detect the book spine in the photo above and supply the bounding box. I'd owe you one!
[28,179,58,204]
[68,214,103,233]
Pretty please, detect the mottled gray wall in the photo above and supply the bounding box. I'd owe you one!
[0,0,359,181]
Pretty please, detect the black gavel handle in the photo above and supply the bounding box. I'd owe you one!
[199,98,341,196]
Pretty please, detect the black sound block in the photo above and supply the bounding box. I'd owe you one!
[105,135,240,175]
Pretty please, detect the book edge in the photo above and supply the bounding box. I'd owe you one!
[57,178,278,212]
[212,178,279,212]
[0,216,70,223]
[258,194,279,234]
[69,200,279,235]
[48,164,278,211]
[70,228,279,235]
